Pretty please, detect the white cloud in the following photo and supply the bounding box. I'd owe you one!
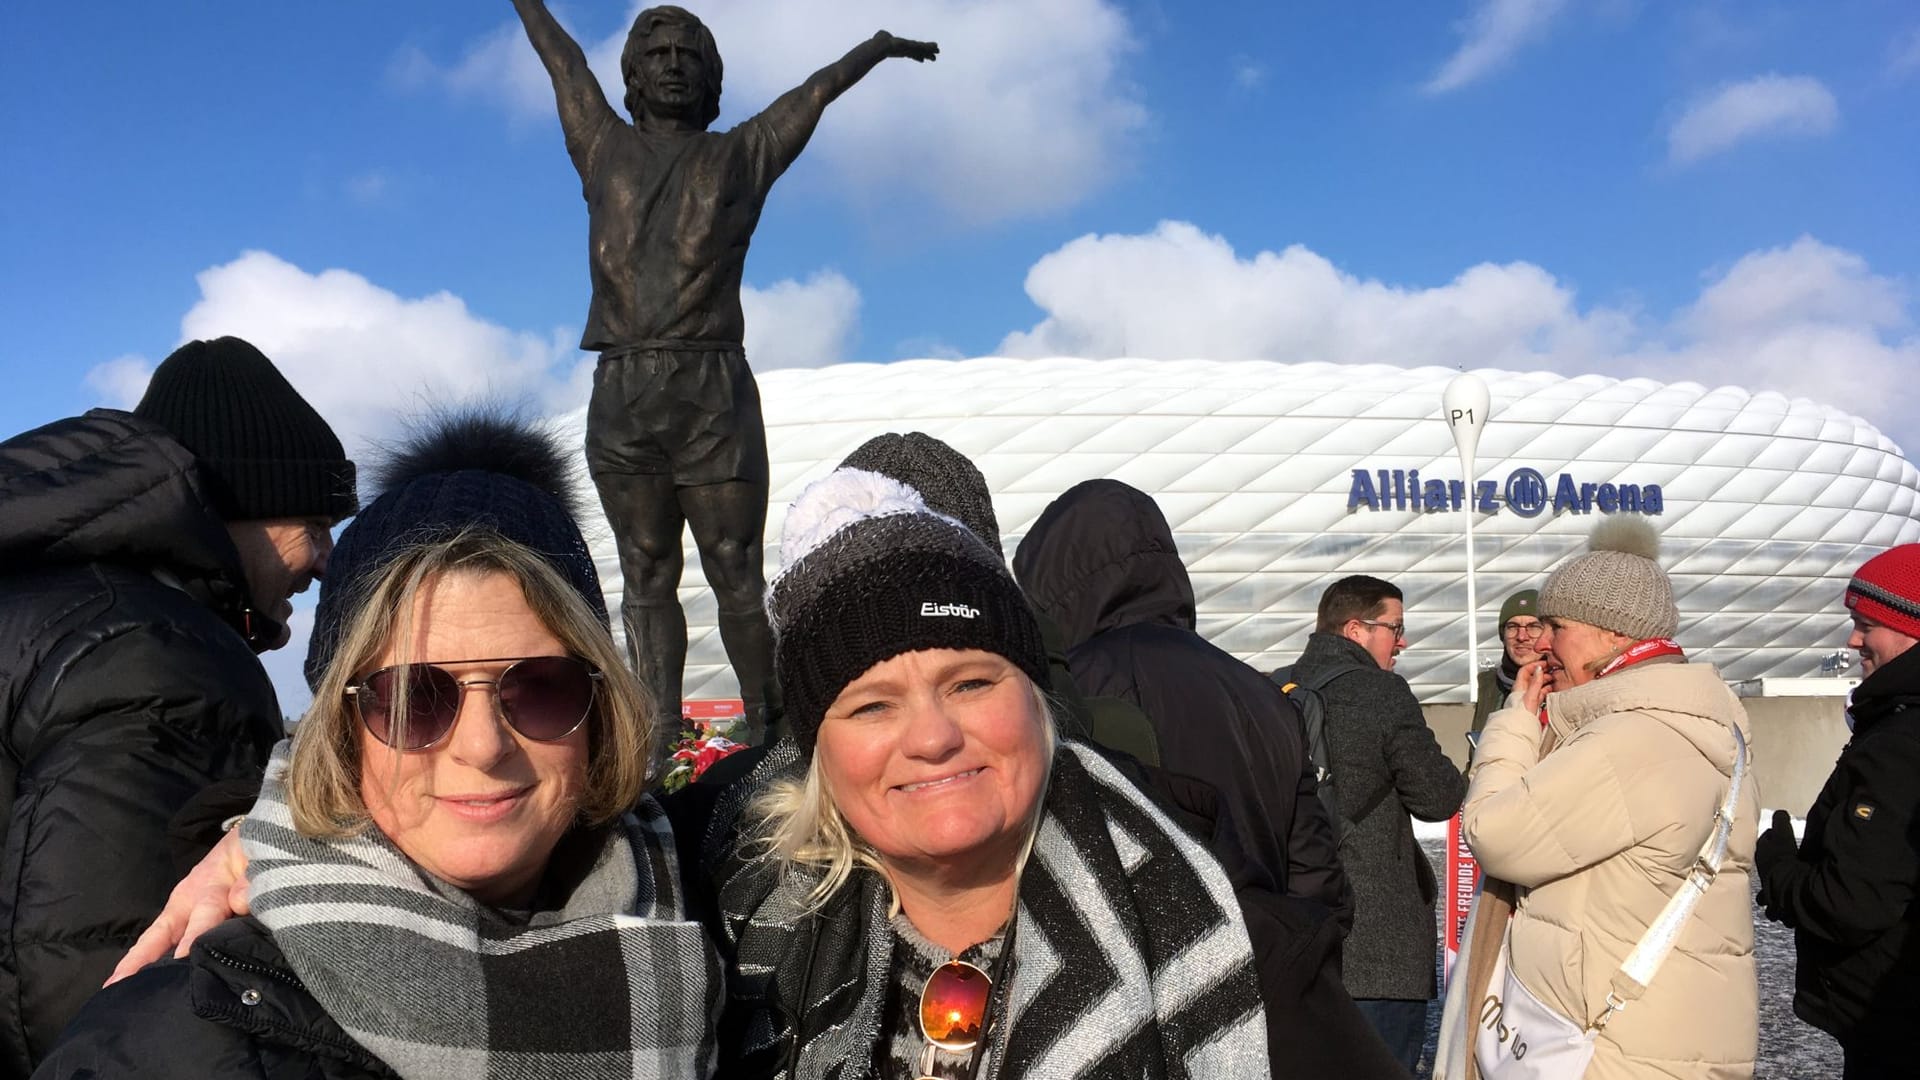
[82,251,866,457]
[997,222,1920,450]
[1891,26,1920,79]
[1682,237,1905,338]
[1649,237,1918,422]
[84,354,155,408]
[415,0,1143,222]
[1232,58,1266,90]
[999,221,1629,369]
[1666,74,1839,166]
[399,20,601,127]
[344,169,394,205]
[742,270,862,369]
[1424,0,1569,94]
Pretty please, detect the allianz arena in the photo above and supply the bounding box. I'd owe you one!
[581,358,1920,704]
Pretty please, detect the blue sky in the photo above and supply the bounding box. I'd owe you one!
[4,1,1917,707]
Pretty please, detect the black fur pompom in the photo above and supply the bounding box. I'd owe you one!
[371,405,586,520]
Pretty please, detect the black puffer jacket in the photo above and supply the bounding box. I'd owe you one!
[33,917,396,1079]
[0,411,284,1074]
[1290,632,1464,1001]
[1011,479,1351,928]
[1759,644,1920,1057]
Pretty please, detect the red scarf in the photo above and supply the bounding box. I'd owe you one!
[1597,636,1685,677]
[1537,637,1685,726]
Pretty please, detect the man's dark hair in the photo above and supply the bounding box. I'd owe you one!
[621,6,725,128]
[1316,574,1403,634]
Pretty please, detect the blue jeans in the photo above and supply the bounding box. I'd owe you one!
[1354,998,1427,1075]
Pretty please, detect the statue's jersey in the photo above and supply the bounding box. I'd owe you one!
[573,111,809,351]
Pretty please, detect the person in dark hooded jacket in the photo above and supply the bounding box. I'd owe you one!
[1758,544,1920,1080]
[1011,478,1350,928]
[0,337,354,1075]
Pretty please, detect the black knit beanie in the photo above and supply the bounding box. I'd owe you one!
[133,336,357,522]
[766,468,1049,757]
[838,431,1003,556]
[304,410,608,691]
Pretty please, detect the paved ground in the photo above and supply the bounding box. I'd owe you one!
[1412,840,1842,1078]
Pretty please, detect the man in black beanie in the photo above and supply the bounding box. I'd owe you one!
[0,335,354,1073]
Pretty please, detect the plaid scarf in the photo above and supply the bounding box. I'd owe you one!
[240,746,721,1080]
[711,741,1270,1080]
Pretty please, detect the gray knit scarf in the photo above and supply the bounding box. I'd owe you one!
[708,741,1271,1080]
[240,744,721,1080]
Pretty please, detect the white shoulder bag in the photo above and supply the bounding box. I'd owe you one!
[1474,724,1747,1080]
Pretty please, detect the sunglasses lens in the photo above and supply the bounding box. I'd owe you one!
[498,657,596,741]
[360,664,460,750]
[920,960,991,1051]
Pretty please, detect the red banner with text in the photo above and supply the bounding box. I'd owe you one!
[1443,810,1480,985]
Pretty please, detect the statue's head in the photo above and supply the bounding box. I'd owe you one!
[622,6,724,130]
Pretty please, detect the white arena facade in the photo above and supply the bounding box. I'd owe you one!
[583,358,1920,704]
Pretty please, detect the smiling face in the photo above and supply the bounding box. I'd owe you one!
[1502,615,1546,666]
[1848,613,1919,676]
[356,570,589,908]
[1537,616,1632,689]
[814,649,1049,878]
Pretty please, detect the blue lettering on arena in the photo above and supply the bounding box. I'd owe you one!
[1347,467,1663,516]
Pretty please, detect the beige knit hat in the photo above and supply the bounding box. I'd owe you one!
[1539,518,1678,640]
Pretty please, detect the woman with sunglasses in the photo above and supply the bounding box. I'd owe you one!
[38,415,718,1079]
[97,461,1275,1079]
[689,468,1271,1078]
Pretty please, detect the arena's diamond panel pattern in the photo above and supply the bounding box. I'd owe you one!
[559,358,1920,704]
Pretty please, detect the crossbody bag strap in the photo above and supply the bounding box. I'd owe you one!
[1585,723,1748,1032]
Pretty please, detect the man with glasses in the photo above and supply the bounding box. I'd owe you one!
[1287,574,1466,1071]
[1471,589,1543,742]
[1757,545,1920,1078]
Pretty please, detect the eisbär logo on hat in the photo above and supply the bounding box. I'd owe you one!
[1846,544,1920,640]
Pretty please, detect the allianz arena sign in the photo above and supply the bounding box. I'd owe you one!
[1347,467,1664,516]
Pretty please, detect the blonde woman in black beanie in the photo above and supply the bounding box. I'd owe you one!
[1440,519,1759,1079]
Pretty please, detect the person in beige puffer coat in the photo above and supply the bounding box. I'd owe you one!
[1461,519,1759,1079]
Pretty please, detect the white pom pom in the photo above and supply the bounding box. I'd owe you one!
[776,468,930,570]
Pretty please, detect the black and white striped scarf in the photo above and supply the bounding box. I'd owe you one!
[240,745,721,1080]
[710,741,1270,1080]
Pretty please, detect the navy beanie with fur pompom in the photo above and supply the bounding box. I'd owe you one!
[303,409,606,691]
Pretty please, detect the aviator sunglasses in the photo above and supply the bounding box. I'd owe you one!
[914,916,1017,1080]
[345,655,601,751]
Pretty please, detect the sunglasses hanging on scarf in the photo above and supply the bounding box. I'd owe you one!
[915,915,1018,1080]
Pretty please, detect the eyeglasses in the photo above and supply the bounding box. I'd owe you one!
[917,959,993,1077]
[1356,619,1406,639]
[1502,621,1545,639]
[346,655,601,751]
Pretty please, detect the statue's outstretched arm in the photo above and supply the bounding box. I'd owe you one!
[510,0,619,171]
[758,32,938,158]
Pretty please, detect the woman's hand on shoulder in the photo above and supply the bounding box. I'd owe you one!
[105,828,251,985]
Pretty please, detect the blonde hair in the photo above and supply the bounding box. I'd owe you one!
[286,526,653,837]
[753,677,1060,913]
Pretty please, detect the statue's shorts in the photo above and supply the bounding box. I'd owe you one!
[586,342,769,489]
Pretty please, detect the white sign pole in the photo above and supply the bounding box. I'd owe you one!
[1443,374,1491,702]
